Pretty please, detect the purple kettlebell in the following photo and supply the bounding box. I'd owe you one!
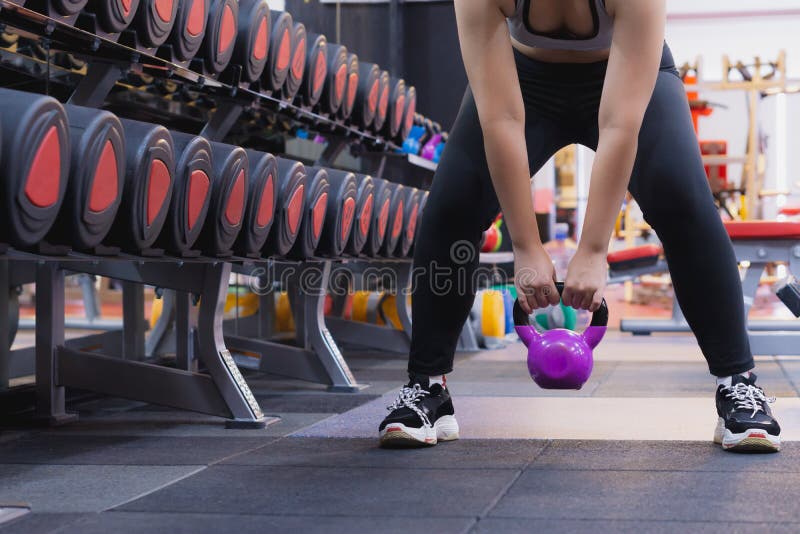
[514,283,608,390]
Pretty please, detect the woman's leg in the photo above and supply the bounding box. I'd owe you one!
[583,69,752,377]
[409,87,566,376]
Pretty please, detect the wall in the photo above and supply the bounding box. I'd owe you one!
[665,2,800,212]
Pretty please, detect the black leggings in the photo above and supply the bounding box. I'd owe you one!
[409,44,753,378]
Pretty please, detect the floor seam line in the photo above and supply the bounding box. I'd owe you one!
[100,465,208,512]
[475,440,554,522]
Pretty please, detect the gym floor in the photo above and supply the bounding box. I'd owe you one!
[2,287,800,533]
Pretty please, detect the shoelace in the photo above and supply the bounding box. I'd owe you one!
[726,382,776,418]
[387,384,431,426]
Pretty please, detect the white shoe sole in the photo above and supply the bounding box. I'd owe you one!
[714,417,780,452]
[379,415,460,448]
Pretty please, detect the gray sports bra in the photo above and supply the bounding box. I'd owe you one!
[507,0,613,51]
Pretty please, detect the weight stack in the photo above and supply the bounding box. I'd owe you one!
[79,0,141,41]
[264,157,306,257]
[198,142,248,257]
[298,33,327,108]
[340,52,359,121]
[161,0,210,64]
[410,190,428,257]
[363,177,392,258]
[380,77,406,141]
[308,167,356,257]
[26,0,88,25]
[263,10,292,93]
[192,0,237,76]
[380,182,405,257]
[287,165,329,260]
[282,22,306,101]
[353,62,379,130]
[319,42,346,115]
[235,149,277,257]
[128,0,179,49]
[396,186,421,258]
[373,70,390,134]
[0,88,70,249]
[228,0,270,84]
[400,85,416,142]
[109,119,175,253]
[48,105,125,251]
[155,131,212,256]
[345,174,374,257]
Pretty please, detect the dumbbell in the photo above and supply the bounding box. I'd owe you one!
[227,0,270,84]
[352,62,380,130]
[78,0,142,40]
[197,142,248,256]
[308,167,356,257]
[126,0,179,49]
[235,149,277,257]
[263,157,305,257]
[318,42,347,115]
[380,181,405,257]
[262,10,293,93]
[298,32,328,108]
[363,177,392,258]
[0,88,70,248]
[160,0,210,64]
[108,119,175,253]
[282,22,307,101]
[155,131,213,256]
[340,52,359,121]
[373,69,390,133]
[381,77,406,141]
[47,105,125,251]
[410,190,428,257]
[287,164,329,260]
[400,85,416,142]
[345,174,375,256]
[191,0,237,76]
[395,186,422,258]
[26,0,88,25]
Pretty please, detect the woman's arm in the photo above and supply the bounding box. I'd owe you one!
[453,0,559,311]
[563,0,666,311]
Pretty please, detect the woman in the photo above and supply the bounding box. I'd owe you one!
[378,0,781,452]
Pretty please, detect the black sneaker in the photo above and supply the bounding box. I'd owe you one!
[378,377,460,447]
[714,373,781,452]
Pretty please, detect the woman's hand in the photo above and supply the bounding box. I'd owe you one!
[514,244,560,314]
[563,248,608,312]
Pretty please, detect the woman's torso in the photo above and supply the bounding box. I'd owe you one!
[503,0,613,63]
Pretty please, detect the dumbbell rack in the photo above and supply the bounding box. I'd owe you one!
[0,0,432,425]
[0,252,270,428]
[0,1,399,150]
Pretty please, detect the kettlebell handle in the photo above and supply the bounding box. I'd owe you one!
[513,282,609,328]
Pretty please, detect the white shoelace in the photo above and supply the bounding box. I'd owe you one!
[725,382,776,417]
[387,384,431,427]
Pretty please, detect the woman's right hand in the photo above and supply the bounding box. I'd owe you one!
[514,244,560,314]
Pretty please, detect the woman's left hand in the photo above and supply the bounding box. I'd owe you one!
[563,248,608,312]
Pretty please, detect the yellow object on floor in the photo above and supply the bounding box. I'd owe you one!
[275,292,295,332]
[350,291,407,330]
[481,290,506,339]
[223,292,259,319]
[149,295,163,329]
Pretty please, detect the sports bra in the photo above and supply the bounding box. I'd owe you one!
[507,0,613,51]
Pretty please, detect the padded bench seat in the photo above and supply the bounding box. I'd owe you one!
[607,244,663,271]
[723,220,800,240]
[779,206,800,216]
